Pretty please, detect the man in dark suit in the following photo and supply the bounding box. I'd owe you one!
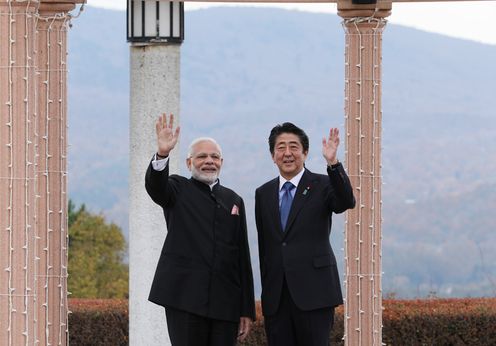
[145,113,255,346]
[255,122,355,346]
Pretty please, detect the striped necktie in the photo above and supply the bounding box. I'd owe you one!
[280,181,295,231]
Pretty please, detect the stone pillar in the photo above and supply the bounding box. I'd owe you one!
[0,1,37,345]
[34,2,75,345]
[337,1,391,345]
[129,45,181,346]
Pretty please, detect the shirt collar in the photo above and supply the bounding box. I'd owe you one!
[209,180,219,190]
[191,177,219,191]
[279,168,305,191]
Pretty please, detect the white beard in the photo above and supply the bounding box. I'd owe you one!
[190,166,219,185]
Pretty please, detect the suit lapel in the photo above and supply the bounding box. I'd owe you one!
[283,169,314,237]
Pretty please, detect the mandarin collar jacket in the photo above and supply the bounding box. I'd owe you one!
[145,159,256,322]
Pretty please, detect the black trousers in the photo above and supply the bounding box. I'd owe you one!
[264,279,335,346]
[165,307,239,346]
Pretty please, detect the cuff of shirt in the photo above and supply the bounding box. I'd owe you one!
[152,155,169,171]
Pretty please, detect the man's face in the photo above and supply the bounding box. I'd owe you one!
[187,140,223,185]
[272,133,307,180]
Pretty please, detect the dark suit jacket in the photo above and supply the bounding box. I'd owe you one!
[145,160,256,322]
[255,164,355,316]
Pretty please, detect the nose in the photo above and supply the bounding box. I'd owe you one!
[205,155,214,164]
[284,147,292,156]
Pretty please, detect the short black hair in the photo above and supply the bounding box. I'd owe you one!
[268,122,309,155]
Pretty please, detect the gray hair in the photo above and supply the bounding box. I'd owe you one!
[187,137,222,158]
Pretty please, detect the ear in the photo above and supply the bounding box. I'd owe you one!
[186,158,192,171]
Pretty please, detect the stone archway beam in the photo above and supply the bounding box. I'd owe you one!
[40,0,86,3]
[179,0,492,2]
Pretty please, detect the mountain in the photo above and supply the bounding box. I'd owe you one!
[67,7,496,298]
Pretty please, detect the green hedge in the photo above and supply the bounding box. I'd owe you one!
[69,298,496,345]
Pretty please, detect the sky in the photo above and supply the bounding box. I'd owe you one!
[86,0,496,45]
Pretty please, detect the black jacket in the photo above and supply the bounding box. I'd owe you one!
[145,160,256,322]
[255,164,355,316]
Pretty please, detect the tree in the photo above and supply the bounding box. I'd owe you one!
[68,200,128,298]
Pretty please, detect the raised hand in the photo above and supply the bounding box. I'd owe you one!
[322,128,340,166]
[155,113,180,157]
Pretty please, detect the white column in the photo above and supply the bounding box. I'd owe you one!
[129,44,180,346]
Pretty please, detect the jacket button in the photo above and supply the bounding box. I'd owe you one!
[282,242,287,247]
[217,204,220,208]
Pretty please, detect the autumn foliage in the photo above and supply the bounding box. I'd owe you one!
[381,298,496,346]
[68,298,496,345]
[69,299,128,346]
[68,201,128,299]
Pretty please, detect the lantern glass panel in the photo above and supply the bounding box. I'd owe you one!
[144,1,156,37]
[158,2,171,37]
[133,0,142,37]
[172,2,180,37]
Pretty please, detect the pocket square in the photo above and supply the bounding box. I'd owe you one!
[231,204,239,215]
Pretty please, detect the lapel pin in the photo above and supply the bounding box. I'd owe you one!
[303,186,310,195]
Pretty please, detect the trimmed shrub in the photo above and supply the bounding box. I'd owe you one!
[69,298,496,345]
[382,298,496,345]
[69,299,128,346]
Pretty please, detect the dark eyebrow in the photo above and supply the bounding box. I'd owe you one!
[277,140,300,145]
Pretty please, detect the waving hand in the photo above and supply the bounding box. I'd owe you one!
[322,128,340,166]
[156,113,180,157]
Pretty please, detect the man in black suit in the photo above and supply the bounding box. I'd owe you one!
[255,122,355,346]
[145,113,255,346]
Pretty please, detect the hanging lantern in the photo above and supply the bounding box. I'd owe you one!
[127,0,184,43]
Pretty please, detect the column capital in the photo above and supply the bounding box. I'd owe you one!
[337,0,392,19]
[38,0,84,14]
